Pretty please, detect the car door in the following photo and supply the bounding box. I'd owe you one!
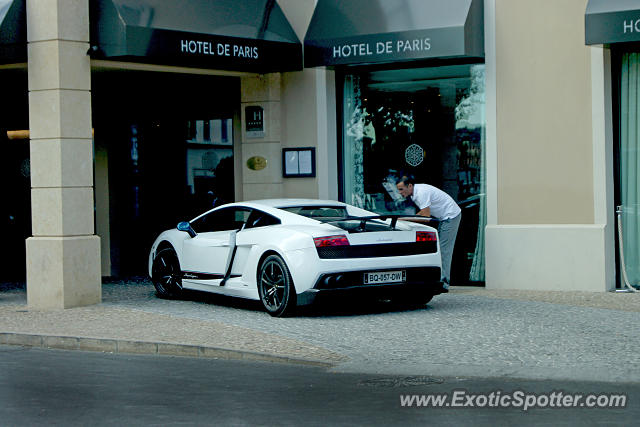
[181,207,251,286]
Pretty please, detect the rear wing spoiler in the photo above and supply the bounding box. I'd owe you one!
[317,214,438,230]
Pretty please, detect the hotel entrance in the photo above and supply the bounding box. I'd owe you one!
[92,71,239,276]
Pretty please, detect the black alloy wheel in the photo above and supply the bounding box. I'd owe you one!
[151,247,183,299]
[258,254,296,317]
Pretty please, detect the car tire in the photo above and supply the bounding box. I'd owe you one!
[395,290,434,308]
[258,254,297,317]
[151,247,183,299]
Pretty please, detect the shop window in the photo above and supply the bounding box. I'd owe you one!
[341,64,486,284]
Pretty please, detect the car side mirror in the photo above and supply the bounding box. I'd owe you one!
[177,221,197,238]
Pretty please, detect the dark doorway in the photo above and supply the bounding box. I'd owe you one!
[92,71,239,277]
[0,70,29,282]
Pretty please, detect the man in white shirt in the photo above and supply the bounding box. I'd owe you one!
[396,176,462,289]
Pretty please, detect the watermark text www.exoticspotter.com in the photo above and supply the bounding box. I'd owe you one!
[400,390,627,411]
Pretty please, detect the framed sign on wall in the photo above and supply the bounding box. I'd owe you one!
[282,147,315,178]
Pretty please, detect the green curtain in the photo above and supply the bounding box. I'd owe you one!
[620,53,640,286]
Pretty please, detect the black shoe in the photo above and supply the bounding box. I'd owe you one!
[433,286,448,295]
[439,279,450,294]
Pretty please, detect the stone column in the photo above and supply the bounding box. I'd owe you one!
[241,74,284,200]
[26,0,101,309]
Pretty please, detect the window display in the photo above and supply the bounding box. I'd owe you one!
[341,64,486,283]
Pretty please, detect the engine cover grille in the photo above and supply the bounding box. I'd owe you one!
[316,241,437,259]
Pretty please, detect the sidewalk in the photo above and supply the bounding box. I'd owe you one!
[450,286,640,312]
[1,280,639,382]
[0,281,345,367]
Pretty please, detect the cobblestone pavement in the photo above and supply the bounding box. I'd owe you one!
[1,279,639,383]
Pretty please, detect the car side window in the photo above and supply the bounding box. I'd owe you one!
[233,209,252,229]
[245,209,281,229]
[191,207,251,233]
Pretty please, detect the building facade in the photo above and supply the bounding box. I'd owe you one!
[0,0,635,309]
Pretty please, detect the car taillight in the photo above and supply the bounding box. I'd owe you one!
[416,231,437,242]
[314,235,350,247]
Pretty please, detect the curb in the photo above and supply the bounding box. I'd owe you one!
[0,332,337,368]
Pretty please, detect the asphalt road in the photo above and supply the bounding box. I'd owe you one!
[0,345,637,426]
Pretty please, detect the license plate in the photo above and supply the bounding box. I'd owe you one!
[364,270,406,284]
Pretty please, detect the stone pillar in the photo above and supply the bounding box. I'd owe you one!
[26,0,101,309]
[241,74,284,200]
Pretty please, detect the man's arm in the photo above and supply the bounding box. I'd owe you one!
[400,206,432,224]
[417,207,431,217]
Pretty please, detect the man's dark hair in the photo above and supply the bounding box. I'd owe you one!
[398,175,415,186]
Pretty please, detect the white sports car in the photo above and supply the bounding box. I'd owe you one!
[148,199,444,316]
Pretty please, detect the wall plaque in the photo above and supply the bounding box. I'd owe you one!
[245,106,265,138]
[247,156,268,171]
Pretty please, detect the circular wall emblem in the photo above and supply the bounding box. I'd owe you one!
[405,144,424,167]
[247,156,267,171]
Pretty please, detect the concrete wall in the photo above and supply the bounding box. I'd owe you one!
[495,0,593,224]
[485,0,615,291]
[240,73,284,200]
[280,0,338,201]
[280,0,319,199]
[280,67,337,200]
[237,0,338,202]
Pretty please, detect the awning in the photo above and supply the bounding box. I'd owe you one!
[0,0,26,64]
[586,0,640,45]
[304,0,484,68]
[90,0,302,72]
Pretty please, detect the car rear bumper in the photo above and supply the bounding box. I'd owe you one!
[296,266,444,306]
[283,247,442,295]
